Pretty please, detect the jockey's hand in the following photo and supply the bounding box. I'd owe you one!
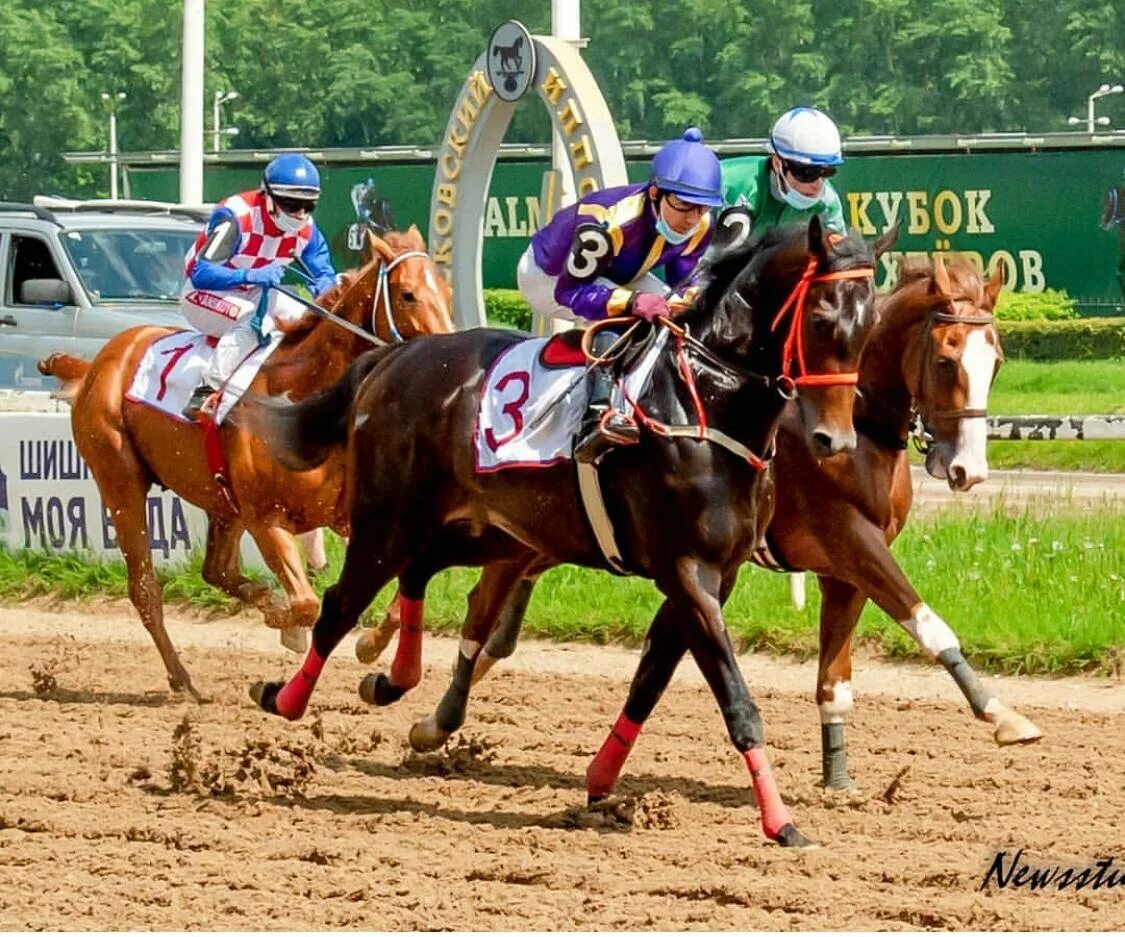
[631,292,670,323]
[244,263,286,288]
[312,274,338,299]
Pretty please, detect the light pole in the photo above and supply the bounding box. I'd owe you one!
[100,91,126,199]
[1068,83,1124,133]
[212,90,239,152]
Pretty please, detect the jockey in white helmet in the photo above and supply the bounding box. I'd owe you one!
[178,153,339,420]
[719,106,847,234]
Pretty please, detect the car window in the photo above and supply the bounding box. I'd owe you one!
[7,235,64,305]
[62,228,198,301]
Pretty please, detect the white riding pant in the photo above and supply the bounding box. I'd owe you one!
[515,246,666,326]
[180,284,308,387]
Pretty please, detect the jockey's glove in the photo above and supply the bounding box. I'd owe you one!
[244,263,287,288]
[630,292,670,323]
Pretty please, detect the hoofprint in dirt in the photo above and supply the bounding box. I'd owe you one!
[0,606,1121,931]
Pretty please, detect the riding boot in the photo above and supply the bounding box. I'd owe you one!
[573,331,640,464]
[182,381,218,422]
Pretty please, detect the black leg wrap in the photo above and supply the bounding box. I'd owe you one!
[820,723,853,789]
[434,652,475,734]
[249,680,281,714]
[938,647,990,717]
[483,580,533,660]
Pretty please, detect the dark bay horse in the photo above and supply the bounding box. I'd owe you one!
[37,228,454,701]
[401,254,1042,797]
[247,218,890,847]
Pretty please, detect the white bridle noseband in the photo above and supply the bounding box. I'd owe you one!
[371,250,430,344]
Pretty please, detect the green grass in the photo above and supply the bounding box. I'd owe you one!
[990,359,1125,415]
[985,440,1125,473]
[2,509,1121,678]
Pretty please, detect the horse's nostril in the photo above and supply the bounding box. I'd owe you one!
[950,465,968,487]
[812,431,834,452]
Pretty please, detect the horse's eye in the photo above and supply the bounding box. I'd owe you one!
[936,356,957,372]
[401,290,416,303]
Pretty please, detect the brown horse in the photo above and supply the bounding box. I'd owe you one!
[399,254,1042,797]
[37,227,453,701]
[246,219,890,847]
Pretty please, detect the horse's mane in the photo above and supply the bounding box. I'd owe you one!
[693,222,873,319]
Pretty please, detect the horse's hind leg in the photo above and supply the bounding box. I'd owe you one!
[470,576,536,685]
[407,557,540,752]
[814,576,867,789]
[201,515,273,607]
[94,460,203,701]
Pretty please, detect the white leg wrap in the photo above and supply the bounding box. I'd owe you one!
[818,680,854,724]
[901,603,960,658]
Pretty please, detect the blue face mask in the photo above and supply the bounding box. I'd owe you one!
[655,203,703,245]
[770,170,821,211]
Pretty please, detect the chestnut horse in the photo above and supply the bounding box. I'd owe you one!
[392,254,1042,798]
[37,228,453,701]
[246,219,888,847]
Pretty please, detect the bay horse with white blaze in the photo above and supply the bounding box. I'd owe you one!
[246,218,891,847]
[37,228,453,701]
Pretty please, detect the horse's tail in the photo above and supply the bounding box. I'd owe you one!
[38,353,91,402]
[238,346,395,472]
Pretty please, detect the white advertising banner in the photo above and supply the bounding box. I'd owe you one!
[0,412,265,570]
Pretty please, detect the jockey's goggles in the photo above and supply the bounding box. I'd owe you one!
[783,160,836,184]
[663,193,709,214]
[274,194,318,215]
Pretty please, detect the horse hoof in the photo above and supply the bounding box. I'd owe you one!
[355,628,392,665]
[773,823,817,849]
[408,718,449,753]
[586,792,608,807]
[280,627,309,654]
[358,672,408,707]
[994,712,1044,746]
[249,680,282,714]
[822,774,856,792]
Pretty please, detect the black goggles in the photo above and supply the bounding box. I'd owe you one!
[273,194,318,215]
[783,161,836,184]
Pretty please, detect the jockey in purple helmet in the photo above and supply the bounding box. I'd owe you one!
[518,127,722,462]
[179,153,339,421]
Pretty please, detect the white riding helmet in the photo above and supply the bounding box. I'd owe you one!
[767,106,844,166]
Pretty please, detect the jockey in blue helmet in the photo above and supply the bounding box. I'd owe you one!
[517,127,722,462]
[179,153,338,420]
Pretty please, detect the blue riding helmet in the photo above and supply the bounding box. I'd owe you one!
[650,127,723,208]
[262,153,321,201]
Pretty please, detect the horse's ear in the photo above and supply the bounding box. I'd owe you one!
[365,229,396,264]
[931,252,954,297]
[873,222,899,258]
[405,224,425,250]
[985,257,1006,307]
[807,214,827,263]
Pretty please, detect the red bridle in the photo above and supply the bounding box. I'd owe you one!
[770,256,875,389]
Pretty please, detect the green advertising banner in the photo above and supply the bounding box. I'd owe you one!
[127,145,1125,313]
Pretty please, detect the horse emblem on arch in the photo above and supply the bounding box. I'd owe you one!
[492,34,524,74]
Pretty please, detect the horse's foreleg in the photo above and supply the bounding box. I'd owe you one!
[471,575,536,685]
[844,526,1043,747]
[407,559,538,751]
[815,576,867,789]
[672,565,811,847]
[244,523,320,652]
[587,599,686,800]
[251,516,399,720]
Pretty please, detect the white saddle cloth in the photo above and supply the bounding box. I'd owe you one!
[125,330,283,425]
[474,331,667,472]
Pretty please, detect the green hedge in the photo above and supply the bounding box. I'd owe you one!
[484,288,533,331]
[994,288,1078,322]
[1000,317,1125,361]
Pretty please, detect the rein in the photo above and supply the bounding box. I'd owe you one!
[372,250,430,344]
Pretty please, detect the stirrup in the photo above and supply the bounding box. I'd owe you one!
[573,410,639,464]
[182,384,218,422]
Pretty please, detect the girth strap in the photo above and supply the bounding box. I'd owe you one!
[575,462,630,576]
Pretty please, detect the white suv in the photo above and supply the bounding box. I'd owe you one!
[0,197,206,389]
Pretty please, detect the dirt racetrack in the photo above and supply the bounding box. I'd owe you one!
[0,603,1122,931]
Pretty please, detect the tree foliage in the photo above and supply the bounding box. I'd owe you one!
[1,0,1122,199]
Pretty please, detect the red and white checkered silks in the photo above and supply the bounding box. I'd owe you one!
[184,189,313,277]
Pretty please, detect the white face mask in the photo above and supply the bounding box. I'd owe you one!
[272,209,306,234]
[770,169,821,211]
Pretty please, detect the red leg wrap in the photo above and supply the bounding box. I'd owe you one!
[274,647,326,721]
[743,747,793,839]
[586,713,642,798]
[390,597,424,689]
